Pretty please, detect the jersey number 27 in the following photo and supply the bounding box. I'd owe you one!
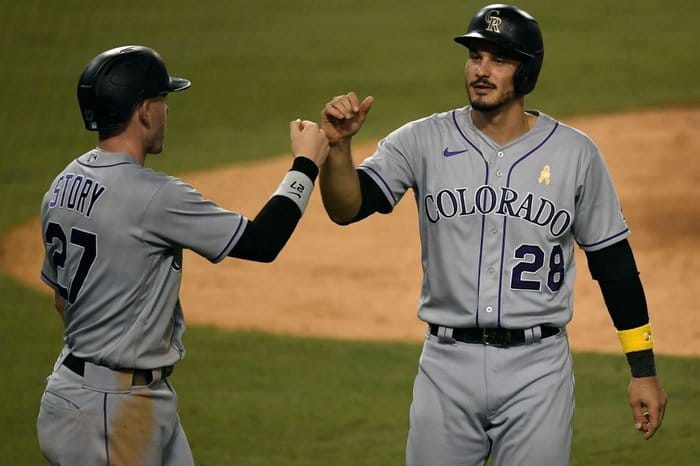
[44,222,97,303]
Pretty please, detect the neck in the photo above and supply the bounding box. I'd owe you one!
[98,131,147,165]
[470,101,533,145]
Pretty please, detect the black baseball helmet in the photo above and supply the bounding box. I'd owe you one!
[77,45,191,131]
[454,4,543,95]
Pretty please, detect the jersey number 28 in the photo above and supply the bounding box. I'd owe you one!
[511,244,565,292]
[44,222,97,303]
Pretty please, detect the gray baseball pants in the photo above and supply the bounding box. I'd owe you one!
[37,351,194,465]
[406,328,574,466]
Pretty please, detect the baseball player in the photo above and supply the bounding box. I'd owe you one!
[36,45,329,465]
[319,4,667,465]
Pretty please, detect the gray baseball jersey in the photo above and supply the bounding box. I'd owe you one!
[40,148,247,369]
[359,106,628,329]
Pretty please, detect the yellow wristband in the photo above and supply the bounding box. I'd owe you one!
[617,323,653,353]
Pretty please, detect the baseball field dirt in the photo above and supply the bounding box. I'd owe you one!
[2,107,698,356]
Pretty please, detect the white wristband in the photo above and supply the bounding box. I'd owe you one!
[272,170,314,214]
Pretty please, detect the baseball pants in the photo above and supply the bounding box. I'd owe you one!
[406,328,574,466]
[37,353,194,466]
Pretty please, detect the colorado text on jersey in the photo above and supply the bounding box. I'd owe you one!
[423,185,571,237]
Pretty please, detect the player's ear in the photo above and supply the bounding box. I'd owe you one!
[136,100,151,128]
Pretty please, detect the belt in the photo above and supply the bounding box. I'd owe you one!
[62,353,173,386]
[429,324,560,348]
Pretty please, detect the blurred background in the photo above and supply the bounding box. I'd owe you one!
[1,1,699,464]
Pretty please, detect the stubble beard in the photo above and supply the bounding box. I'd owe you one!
[467,82,517,113]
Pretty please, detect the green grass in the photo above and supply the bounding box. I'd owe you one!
[179,329,418,465]
[1,0,699,464]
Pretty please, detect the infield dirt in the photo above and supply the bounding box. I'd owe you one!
[2,107,698,356]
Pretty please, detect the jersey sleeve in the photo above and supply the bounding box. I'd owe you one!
[573,141,630,251]
[357,123,419,208]
[39,191,61,291]
[142,177,248,263]
[40,236,61,291]
[40,260,58,290]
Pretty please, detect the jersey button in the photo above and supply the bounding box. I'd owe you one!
[485,306,493,313]
[497,151,504,158]
[496,170,503,177]
[487,268,495,275]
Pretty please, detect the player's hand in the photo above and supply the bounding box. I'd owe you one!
[290,119,330,168]
[628,375,667,440]
[321,92,374,145]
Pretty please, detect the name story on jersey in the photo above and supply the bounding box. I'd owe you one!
[423,184,572,237]
[47,173,106,218]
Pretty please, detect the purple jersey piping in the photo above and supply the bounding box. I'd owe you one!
[103,394,111,465]
[497,122,559,326]
[358,165,398,205]
[40,271,59,289]
[578,229,629,249]
[452,109,489,327]
[76,160,134,169]
[214,216,247,262]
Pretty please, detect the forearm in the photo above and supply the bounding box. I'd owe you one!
[599,275,656,377]
[585,239,656,377]
[229,157,317,262]
[319,139,363,225]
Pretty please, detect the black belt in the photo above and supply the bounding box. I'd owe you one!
[62,353,173,386]
[429,324,560,347]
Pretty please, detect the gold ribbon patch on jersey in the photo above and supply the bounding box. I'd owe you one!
[538,165,551,185]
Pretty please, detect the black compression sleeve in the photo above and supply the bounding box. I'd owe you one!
[229,157,318,262]
[586,239,656,377]
[585,239,649,330]
[344,169,392,224]
[626,350,657,378]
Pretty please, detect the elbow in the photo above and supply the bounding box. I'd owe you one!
[324,203,359,225]
[248,244,281,263]
[228,242,283,263]
[257,250,279,263]
[328,212,354,226]
[321,196,361,226]
[257,240,287,263]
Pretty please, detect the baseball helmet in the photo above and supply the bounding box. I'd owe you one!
[454,4,543,95]
[77,45,191,131]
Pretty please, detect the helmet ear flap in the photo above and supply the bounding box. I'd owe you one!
[514,53,543,95]
[77,58,112,131]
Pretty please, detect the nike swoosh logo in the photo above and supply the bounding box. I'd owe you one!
[443,147,468,157]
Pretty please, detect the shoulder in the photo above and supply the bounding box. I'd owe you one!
[532,112,602,158]
[404,107,464,129]
[387,107,466,141]
[538,112,597,145]
[147,171,200,201]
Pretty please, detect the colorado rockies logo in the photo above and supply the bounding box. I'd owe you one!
[485,10,502,33]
